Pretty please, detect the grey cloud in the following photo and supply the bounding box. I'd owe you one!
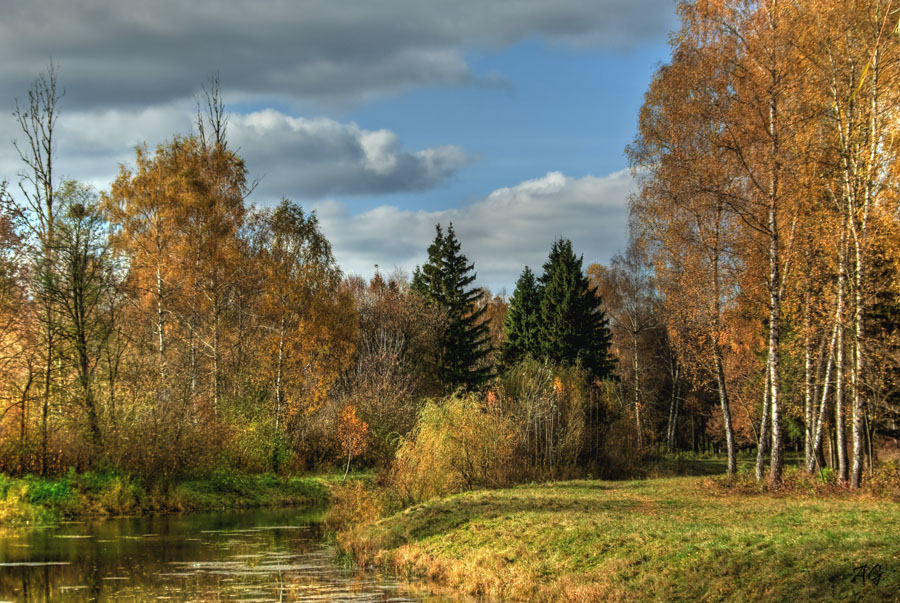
[1,0,676,109]
[312,170,635,293]
[229,110,470,197]
[0,106,468,198]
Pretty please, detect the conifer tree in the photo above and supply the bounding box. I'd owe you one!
[412,223,491,390]
[539,239,613,379]
[411,224,445,301]
[503,266,541,364]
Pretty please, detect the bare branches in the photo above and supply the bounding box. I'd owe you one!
[196,72,229,150]
[13,62,64,244]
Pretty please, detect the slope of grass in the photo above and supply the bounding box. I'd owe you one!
[340,475,900,601]
[0,469,337,525]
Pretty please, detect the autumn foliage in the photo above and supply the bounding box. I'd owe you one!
[4,5,900,496]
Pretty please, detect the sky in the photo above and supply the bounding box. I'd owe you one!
[0,0,678,293]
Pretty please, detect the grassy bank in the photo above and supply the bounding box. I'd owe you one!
[0,469,336,525]
[340,474,900,601]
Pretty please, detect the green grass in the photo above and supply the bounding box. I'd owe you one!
[340,474,900,601]
[0,469,333,525]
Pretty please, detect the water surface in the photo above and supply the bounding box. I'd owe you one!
[0,507,439,601]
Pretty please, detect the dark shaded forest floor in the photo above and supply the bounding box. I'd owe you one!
[646,451,805,477]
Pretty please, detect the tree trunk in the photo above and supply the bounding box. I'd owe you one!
[40,322,53,476]
[213,304,221,414]
[836,218,849,483]
[711,220,736,476]
[804,290,814,470]
[850,35,883,490]
[756,361,771,481]
[632,330,643,453]
[713,343,736,476]
[766,7,785,486]
[342,449,352,481]
[667,363,680,452]
[275,318,285,427]
[810,318,838,473]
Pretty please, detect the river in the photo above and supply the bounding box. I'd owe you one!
[0,507,443,601]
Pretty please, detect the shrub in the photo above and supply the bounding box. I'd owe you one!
[866,461,900,501]
[388,393,518,506]
[324,480,385,532]
[24,475,73,505]
[208,468,254,495]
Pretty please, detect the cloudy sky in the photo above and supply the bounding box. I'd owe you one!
[1,0,677,293]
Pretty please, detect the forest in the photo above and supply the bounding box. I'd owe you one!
[0,0,899,504]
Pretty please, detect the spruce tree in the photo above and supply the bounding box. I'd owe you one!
[412,223,491,390]
[539,239,613,379]
[503,266,542,364]
[411,224,445,299]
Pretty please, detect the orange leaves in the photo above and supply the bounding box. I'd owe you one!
[338,405,368,459]
[485,389,500,411]
[553,376,565,400]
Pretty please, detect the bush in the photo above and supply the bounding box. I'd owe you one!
[388,393,519,506]
[24,475,73,505]
[324,480,386,532]
[866,461,900,501]
[208,468,254,495]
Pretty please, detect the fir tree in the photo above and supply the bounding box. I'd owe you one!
[411,224,445,300]
[412,223,491,390]
[503,266,542,364]
[539,239,613,378]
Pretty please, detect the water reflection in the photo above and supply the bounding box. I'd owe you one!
[0,507,437,601]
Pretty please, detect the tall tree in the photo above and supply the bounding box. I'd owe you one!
[503,266,541,365]
[590,244,660,456]
[251,199,355,468]
[412,223,491,390]
[12,64,64,475]
[0,184,35,466]
[802,0,900,488]
[103,143,186,400]
[45,183,118,455]
[538,239,613,380]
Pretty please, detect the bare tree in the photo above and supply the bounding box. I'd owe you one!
[12,63,65,475]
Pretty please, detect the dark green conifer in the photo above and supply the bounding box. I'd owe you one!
[503,266,542,364]
[538,239,613,378]
[411,224,445,299]
[412,223,491,390]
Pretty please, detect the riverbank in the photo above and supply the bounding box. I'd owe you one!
[339,474,900,601]
[0,469,336,525]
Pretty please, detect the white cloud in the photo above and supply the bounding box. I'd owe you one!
[312,170,635,293]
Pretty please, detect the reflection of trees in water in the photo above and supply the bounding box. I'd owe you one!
[0,508,414,601]
[1,556,406,601]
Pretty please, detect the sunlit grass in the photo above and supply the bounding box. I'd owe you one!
[341,475,900,601]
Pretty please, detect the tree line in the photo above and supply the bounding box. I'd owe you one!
[610,0,900,488]
[0,69,621,482]
[3,0,899,490]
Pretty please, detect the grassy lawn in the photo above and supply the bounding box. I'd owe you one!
[340,475,900,601]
